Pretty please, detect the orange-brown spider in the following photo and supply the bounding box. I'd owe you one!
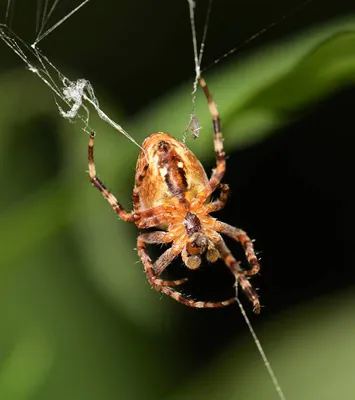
[88,77,261,313]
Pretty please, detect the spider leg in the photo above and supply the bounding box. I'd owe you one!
[135,205,179,229]
[197,77,226,202]
[88,132,135,222]
[137,232,187,286]
[216,221,260,277]
[137,232,235,308]
[132,164,148,211]
[214,233,261,314]
[159,287,236,309]
[205,183,230,213]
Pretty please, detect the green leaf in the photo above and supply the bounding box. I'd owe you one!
[1,15,355,400]
[166,288,355,400]
[236,31,355,116]
[0,329,54,400]
[0,180,72,270]
[126,18,355,153]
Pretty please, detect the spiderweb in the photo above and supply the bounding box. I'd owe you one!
[0,0,314,147]
[0,0,142,149]
[0,1,317,398]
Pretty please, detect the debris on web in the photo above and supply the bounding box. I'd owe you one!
[183,112,202,142]
[0,1,142,150]
[59,78,91,120]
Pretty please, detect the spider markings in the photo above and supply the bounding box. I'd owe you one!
[88,77,261,313]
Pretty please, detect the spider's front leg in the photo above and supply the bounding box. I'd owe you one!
[137,232,188,287]
[216,221,260,277]
[214,233,261,314]
[135,205,179,229]
[205,183,230,213]
[137,232,236,308]
[88,132,135,222]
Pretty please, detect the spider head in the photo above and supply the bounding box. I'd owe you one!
[183,212,220,269]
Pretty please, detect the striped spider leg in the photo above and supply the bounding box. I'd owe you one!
[88,77,261,313]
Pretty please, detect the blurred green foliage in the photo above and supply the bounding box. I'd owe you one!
[1,11,355,400]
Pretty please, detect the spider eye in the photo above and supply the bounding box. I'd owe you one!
[186,255,201,270]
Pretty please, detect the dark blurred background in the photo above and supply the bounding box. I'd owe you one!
[1,0,355,399]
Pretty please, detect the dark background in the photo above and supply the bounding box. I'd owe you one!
[1,0,355,399]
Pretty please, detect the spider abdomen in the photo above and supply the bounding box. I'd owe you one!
[133,132,209,211]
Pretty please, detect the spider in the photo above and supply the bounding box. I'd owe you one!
[88,77,261,313]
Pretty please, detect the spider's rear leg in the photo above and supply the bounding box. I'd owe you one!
[137,232,188,287]
[88,132,135,222]
[215,233,261,314]
[216,221,260,277]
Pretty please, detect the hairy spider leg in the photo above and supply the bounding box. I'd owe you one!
[205,183,230,213]
[137,232,236,308]
[214,233,261,314]
[137,232,187,287]
[88,132,135,222]
[197,77,226,202]
[217,221,261,277]
[89,132,179,228]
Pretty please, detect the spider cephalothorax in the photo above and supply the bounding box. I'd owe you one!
[183,211,218,269]
[88,77,261,313]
